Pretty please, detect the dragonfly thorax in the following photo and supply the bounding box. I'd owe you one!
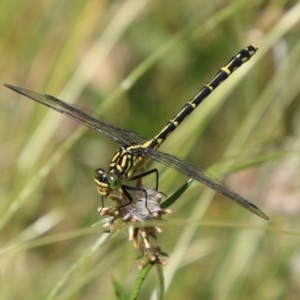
[109,145,146,179]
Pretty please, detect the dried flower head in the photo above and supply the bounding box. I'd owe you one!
[98,186,171,265]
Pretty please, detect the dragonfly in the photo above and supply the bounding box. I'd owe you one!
[5,44,269,220]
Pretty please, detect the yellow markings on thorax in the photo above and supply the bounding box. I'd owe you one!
[126,145,147,178]
[108,144,150,179]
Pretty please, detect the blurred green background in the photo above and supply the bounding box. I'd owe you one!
[1,0,300,299]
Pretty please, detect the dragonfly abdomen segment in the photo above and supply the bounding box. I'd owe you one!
[150,102,200,149]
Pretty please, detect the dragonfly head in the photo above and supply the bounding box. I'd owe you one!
[94,168,121,195]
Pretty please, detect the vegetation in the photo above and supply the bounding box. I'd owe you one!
[1,0,300,299]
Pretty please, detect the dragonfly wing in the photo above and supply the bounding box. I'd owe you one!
[142,148,269,220]
[4,84,146,145]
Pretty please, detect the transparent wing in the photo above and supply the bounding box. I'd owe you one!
[139,147,269,220]
[4,84,146,145]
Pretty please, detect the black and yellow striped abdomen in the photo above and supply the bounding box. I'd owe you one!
[143,44,258,150]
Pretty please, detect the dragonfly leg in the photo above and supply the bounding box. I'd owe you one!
[131,168,159,190]
[98,196,106,213]
[120,185,149,209]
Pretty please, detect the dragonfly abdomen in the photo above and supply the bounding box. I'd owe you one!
[144,44,258,151]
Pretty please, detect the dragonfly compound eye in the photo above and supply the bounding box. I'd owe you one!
[94,168,107,182]
[107,174,120,189]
